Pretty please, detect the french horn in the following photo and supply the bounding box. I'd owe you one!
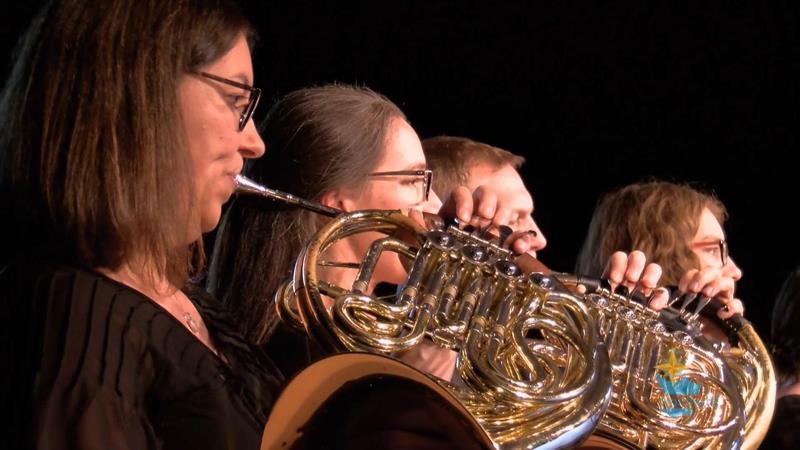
[236,175,774,449]
[555,276,775,449]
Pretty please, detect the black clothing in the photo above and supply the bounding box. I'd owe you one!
[1,263,490,450]
[262,323,324,381]
[761,395,800,449]
[1,263,283,450]
[260,282,399,382]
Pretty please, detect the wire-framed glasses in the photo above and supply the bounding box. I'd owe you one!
[368,169,433,203]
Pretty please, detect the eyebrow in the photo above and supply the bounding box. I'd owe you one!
[226,72,254,87]
[405,162,427,171]
[694,236,724,244]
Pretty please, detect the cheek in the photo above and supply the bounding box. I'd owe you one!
[187,122,213,170]
[362,181,423,209]
[692,250,718,270]
[186,106,236,164]
[379,188,418,210]
[190,130,235,185]
[351,186,392,210]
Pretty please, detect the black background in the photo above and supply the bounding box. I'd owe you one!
[2,1,798,337]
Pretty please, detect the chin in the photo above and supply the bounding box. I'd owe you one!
[200,221,220,234]
[200,210,222,234]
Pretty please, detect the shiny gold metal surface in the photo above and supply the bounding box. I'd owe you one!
[285,209,612,449]
[236,175,774,450]
[556,275,776,450]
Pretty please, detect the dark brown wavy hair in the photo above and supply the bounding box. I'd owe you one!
[575,180,726,286]
[208,84,406,344]
[0,0,254,285]
[771,268,800,381]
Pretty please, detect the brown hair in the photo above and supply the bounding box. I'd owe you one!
[421,136,525,200]
[575,180,727,286]
[0,0,254,284]
[208,84,407,344]
[771,268,800,381]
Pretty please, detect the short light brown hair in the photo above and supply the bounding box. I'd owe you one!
[422,136,525,199]
[0,0,254,284]
[575,180,727,286]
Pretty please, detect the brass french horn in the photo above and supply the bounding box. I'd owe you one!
[236,175,774,450]
[555,276,775,449]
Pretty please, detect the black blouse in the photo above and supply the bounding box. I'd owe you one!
[761,395,800,449]
[262,323,323,381]
[1,263,283,450]
[1,263,492,450]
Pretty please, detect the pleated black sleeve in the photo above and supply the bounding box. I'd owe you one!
[761,395,800,450]
[1,263,283,450]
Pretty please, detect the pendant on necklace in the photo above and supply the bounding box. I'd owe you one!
[183,313,199,334]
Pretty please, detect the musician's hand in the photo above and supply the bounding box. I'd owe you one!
[438,185,538,255]
[602,251,669,310]
[677,267,743,319]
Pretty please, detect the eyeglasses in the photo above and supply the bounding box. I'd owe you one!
[693,239,729,267]
[718,239,729,266]
[195,71,262,131]
[368,169,433,203]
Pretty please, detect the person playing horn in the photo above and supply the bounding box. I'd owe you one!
[0,2,513,448]
[208,86,667,382]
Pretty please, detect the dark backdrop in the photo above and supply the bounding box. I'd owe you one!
[3,1,798,336]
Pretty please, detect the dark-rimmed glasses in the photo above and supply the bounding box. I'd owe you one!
[195,71,261,131]
[368,169,433,203]
[718,239,729,266]
[693,239,729,267]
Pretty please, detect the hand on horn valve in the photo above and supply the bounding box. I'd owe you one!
[437,185,539,255]
[602,250,670,311]
[669,267,744,320]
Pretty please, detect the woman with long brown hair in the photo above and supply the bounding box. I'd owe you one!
[0,3,538,447]
[0,0,274,447]
[209,84,476,380]
[208,85,669,383]
[210,85,420,347]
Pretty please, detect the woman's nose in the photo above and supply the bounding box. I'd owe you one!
[239,118,266,159]
[724,257,743,281]
[421,189,444,215]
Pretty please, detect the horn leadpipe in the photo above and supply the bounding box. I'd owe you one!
[234,174,340,218]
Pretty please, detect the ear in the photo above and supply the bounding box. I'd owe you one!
[319,189,344,211]
[320,186,363,213]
